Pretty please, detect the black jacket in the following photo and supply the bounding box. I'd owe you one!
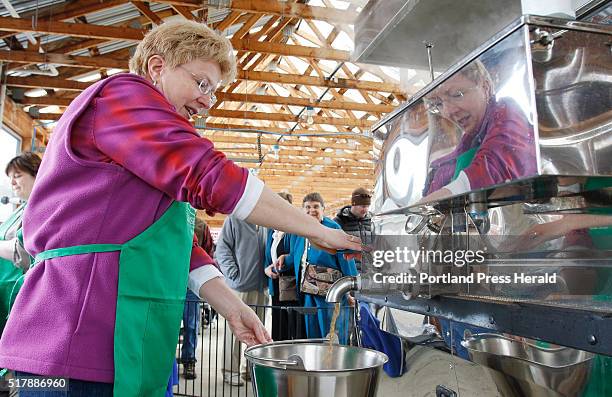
[333,205,372,239]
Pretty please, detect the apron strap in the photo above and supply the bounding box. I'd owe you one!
[34,244,123,265]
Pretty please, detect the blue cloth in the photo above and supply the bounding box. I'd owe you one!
[284,217,357,344]
[165,360,178,397]
[14,371,113,397]
[180,290,200,363]
[358,303,405,377]
[265,229,275,296]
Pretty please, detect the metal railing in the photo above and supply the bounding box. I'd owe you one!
[174,300,354,397]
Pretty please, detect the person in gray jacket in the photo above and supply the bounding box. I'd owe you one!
[216,215,268,386]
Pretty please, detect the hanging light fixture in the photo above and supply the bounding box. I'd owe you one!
[305,106,315,125]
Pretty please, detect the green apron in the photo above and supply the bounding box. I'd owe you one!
[0,204,26,330]
[34,201,195,396]
[452,147,478,182]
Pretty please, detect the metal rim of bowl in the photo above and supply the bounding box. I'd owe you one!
[244,339,390,373]
[461,333,594,369]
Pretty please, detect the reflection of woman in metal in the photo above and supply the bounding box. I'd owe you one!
[421,61,537,202]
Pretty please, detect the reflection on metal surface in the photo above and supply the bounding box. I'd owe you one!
[326,276,361,303]
[462,334,593,396]
[534,27,612,177]
[359,8,612,393]
[354,0,522,70]
[371,18,611,214]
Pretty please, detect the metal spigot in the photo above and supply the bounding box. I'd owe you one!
[325,275,361,303]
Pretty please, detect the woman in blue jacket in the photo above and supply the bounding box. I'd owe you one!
[278,193,357,344]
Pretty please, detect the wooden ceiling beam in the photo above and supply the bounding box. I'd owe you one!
[263,180,368,189]
[18,96,75,107]
[142,0,358,24]
[0,0,128,41]
[30,0,128,22]
[218,92,393,112]
[231,14,262,40]
[217,145,371,158]
[131,2,164,25]
[222,153,372,164]
[229,157,373,170]
[239,68,402,94]
[201,123,371,142]
[216,11,244,32]
[232,38,351,62]
[7,76,88,91]
[223,16,283,95]
[226,0,358,24]
[206,109,373,127]
[203,133,371,151]
[256,169,372,179]
[0,16,144,41]
[2,57,401,94]
[0,18,350,61]
[245,163,372,174]
[171,5,197,21]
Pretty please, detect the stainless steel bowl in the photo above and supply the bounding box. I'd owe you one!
[245,339,388,397]
[462,333,593,396]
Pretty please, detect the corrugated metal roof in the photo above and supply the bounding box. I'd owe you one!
[0,0,63,16]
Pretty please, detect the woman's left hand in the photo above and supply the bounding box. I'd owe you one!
[199,277,272,346]
[226,303,272,346]
[264,264,278,279]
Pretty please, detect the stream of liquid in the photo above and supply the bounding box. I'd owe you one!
[324,302,341,368]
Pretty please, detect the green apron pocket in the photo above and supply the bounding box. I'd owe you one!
[139,301,184,395]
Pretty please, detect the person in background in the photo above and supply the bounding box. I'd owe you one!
[0,152,41,328]
[194,217,217,329]
[280,193,357,345]
[0,20,360,397]
[264,193,307,341]
[333,187,372,271]
[216,215,267,386]
[179,217,214,380]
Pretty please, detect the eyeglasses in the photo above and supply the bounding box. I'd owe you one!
[424,86,480,114]
[179,65,218,106]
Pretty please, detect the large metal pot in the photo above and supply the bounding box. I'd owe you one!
[462,333,593,396]
[245,339,388,397]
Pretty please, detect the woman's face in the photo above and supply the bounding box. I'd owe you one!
[430,74,490,135]
[148,56,222,120]
[303,200,324,222]
[8,168,35,200]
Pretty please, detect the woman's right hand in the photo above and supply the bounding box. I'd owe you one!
[309,227,362,254]
[264,264,278,279]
